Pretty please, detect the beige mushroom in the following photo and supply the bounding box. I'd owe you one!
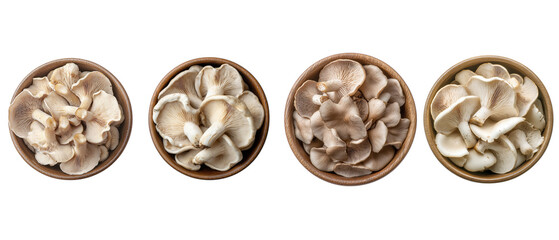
[515,76,538,117]
[365,98,386,129]
[35,151,57,166]
[60,133,101,175]
[42,92,79,133]
[309,147,336,172]
[25,77,52,98]
[487,136,518,174]
[360,65,388,100]
[435,131,469,158]
[379,102,401,128]
[76,91,123,144]
[310,111,328,141]
[525,99,545,131]
[57,124,83,145]
[319,96,367,141]
[303,138,323,155]
[175,148,203,171]
[293,111,313,144]
[430,84,469,120]
[48,63,81,106]
[346,138,372,164]
[333,163,371,178]
[454,69,476,85]
[369,120,388,153]
[71,71,114,110]
[355,97,369,122]
[195,64,244,99]
[9,90,57,138]
[158,65,203,108]
[359,146,395,171]
[434,96,480,148]
[317,59,366,102]
[507,122,544,158]
[163,139,195,154]
[466,76,518,125]
[385,118,410,149]
[514,150,526,168]
[199,95,255,149]
[378,78,405,106]
[99,145,109,162]
[323,128,347,162]
[475,63,515,87]
[104,126,120,151]
[153,93,202,148]
[462,149,497,172]
[192,135,242,171]
[238,91,265,129]
[25,122,74,163]
[470,117,524,143]
[294,80,328,118]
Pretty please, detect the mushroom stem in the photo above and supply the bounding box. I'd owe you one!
[192,148,218,165]
[205,88,224,99]
[58,116,70,132]
[474,141,488,153]
[457,121,476,148]
[73,133,88,155]
[312,95,328,105]
[510,131,534,157]
[75,108,94,121]
[183,121,203,146]
[199,122,226,147]
[44,125,58,145]
[54,84,80,106]
[378,92,391,103]
[32,109,57,129]
[317,80,343,92]
[78,96,93,112]
[471,106,491,126]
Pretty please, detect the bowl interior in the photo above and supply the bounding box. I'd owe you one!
[285,53,417,185]
[149,57,269,180]
[424,56,553,183]
[10,58,133,180]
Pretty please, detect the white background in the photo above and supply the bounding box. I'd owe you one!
[1,0,557,239]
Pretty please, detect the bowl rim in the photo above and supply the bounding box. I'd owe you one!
[284,52,417,186]
[9,58,133,180]
[148,57,270,180]
[424,55,554,183]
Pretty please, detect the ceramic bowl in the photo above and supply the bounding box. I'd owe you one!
[424,55,553,183]
[149,57,269,180]
[10,58,133,180]
[285,53,417,185]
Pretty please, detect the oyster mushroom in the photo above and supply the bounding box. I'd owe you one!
[470,117,524,143]
[60,133,101,175]
[192,135,242,171]
[346,138,372,164]
[323,128,347,162]
[199,95,255,149]
[333,163,371,178]
[310,147,336,172]
[515,76,538,117]
[76,91,123,144]
[454,69,476,85]
[430,84,469,120]
[238,91,265,129]
[71,71,114,111]
[475,63,516,87]
[25,122,74,163]
[35,151,57,166]
[360,65,388,100]
[99,146,109,162]
[105,126,120,151]
[9,90,57,138]
[378,78,405,106]
[317,59,366,102]
[153,93,202,148]
[359,146,395,171]
[435,131,469,158]
[158,65,203,108]
[365,98,386,129]
[507,122,544,158]
[433,96,481,148]
[369,120,388,153]
[175,148,203,171]
[466,76,518,125]
[293,111,313,144]
[379,102,401,128]
[526,99,545,131]
[462,149,497,172]
[48,63,81,106]
[310,111,327,141]
[477,136,518,174]
[319,96,367,141]
[355,98,369,122]
[294,80,328,118]
[25,77,52,98]
[195,64,244,99]
[42,92,79,133]
[385,118,410,149]
[303,138,323,155]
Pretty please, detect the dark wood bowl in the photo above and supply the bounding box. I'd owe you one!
[149,57,269,180]
[284,53,417,185]
[424,55,553,183]
[10,58,133,180]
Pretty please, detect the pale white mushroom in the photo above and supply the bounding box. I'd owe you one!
[293,111,313,144]
[360,65,387,100]
[319,96,367,141]
[430,84,468,120]
[514,150,526,168]
[515,77,538,117]
[475,63,516,87]
[317,59,366,102]
[71,71,114,110]
[175,148,202,171]
[158,65,203,108]
[192,135,242,171]
[466,76,518,125]
[76,91,123,144]
[435,131,468,158]
[9,90,57,138]
[454,69,476,85]
[470,117,524,143]
[25,122,74,163]
[525,99,545,131]
[507,122,544,158]
[60,133,101,175]
[294,80,328,118]
[48,63,81,106]
[433,96,480,148]
[153,93,202,148]
[462,149,497,172]
[42,92,79,133]
[35,151,57,166]
[487,136,518,174]
[99,145,109,162]
[25,77,52,98]
[195,64,244,99]
[105,126,120,151]
[238,91,265,130]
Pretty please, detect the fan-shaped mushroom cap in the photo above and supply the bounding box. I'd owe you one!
[486,136,518,174]
[435,131,468,158]
[195,64,244,99]
[60,133,101,175]
[515,77,538,117]
[514,150,526,168]
[310,111,327,141]
[346,138,372,164]
[448,156,467,168]
[35,151,57,166]
[359,146,395,171]
[466,76,518,125]
[99,145,109,162]
[319,96,367,141]
[365,98,386,129]
[386,118,410,149]
[430,84,469,120]
[333,163,371,178]
[9,90,57,138]
[317,59,366,102]
[526,99,545,131]
[360,65,388,100]
[48,63,82,106]
[105,126,120,151]
[355,98,369,122]
[71,71,113,110]
[25,77,52,98]
[310,147,336,172]
[293,111,313,144]
[57,124,83,145]
[369,120,388,153]
[238,91,265,129]
[379,102,401,128]
[76,91,123,144]
[26,122,74,163]
[303,138,323,155]
[42,92,79,132]
[475,63,514,85]
[507,122,544,158]
[175,148,202,171]
[294,80,328,118]
[153,93,202,148]
[454,69,476,85]
[192,135,242,171]
[323,128,347,162]
[434,96,480,148]
[463,149,497,172]
[378,78,405,106]
[158,65,203,108]
[199,95,255,149]
[470,117,524,143]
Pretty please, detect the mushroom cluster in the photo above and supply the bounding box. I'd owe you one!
[153,64,264,171]
[293,59,410,178]
[9,63,124,175]
[431,63,545,173]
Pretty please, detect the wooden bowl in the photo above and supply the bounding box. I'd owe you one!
[284,53,417,185]
[10,58,133,180]
[149,57,269,180]
[424,55,553,183]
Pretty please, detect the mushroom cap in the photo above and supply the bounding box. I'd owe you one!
[71,71,114,107]
[57,124,84,145]
[199,95,255,149]
[35,151,57,166]
[487,136,518,174]
[322,128,347,162]
[47,63,81,90]
[82,91,123,144]
[454,69,476,85]
[333,163,371,178]
[60,134,101,175]
[470,117,524,143]
[105,126,120,151]
[463,149,497,172]
[99,145,109,162]
[25,77,52,98]
[359,146,395,171]
[526,99,545,131]
[434,96,481,134]
[175,148,202,171]
[378,78,405,106]
[25,123,74,163]
[369,120,388,153]
[430,84,469,120]
[303,138,323,155]
[310,111,327,141]
[466,76,518,125]
[193,135,242,171]
[9,90,56,138]
[163,139,195,154]
[360,65,388,100]
[355,97,369,122]
[158,65,203,109]
[476,63,511,82]
[435,131,468,158]
[238,91,265,130]
[514,150,526,168]
[386,118,410,150]
[309,147,336,172]
[153,93,199,149]
[195,64,244,99]
[507,122,544,158]
[346,138,372,164]
[365,98,386,128]
[293,111,313,144]
[516,76,538,117]
[294,80,324,118]
[42,92,77,120]
[319,96,367,141]
[379,102,401,128]
[318,59,366,102]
